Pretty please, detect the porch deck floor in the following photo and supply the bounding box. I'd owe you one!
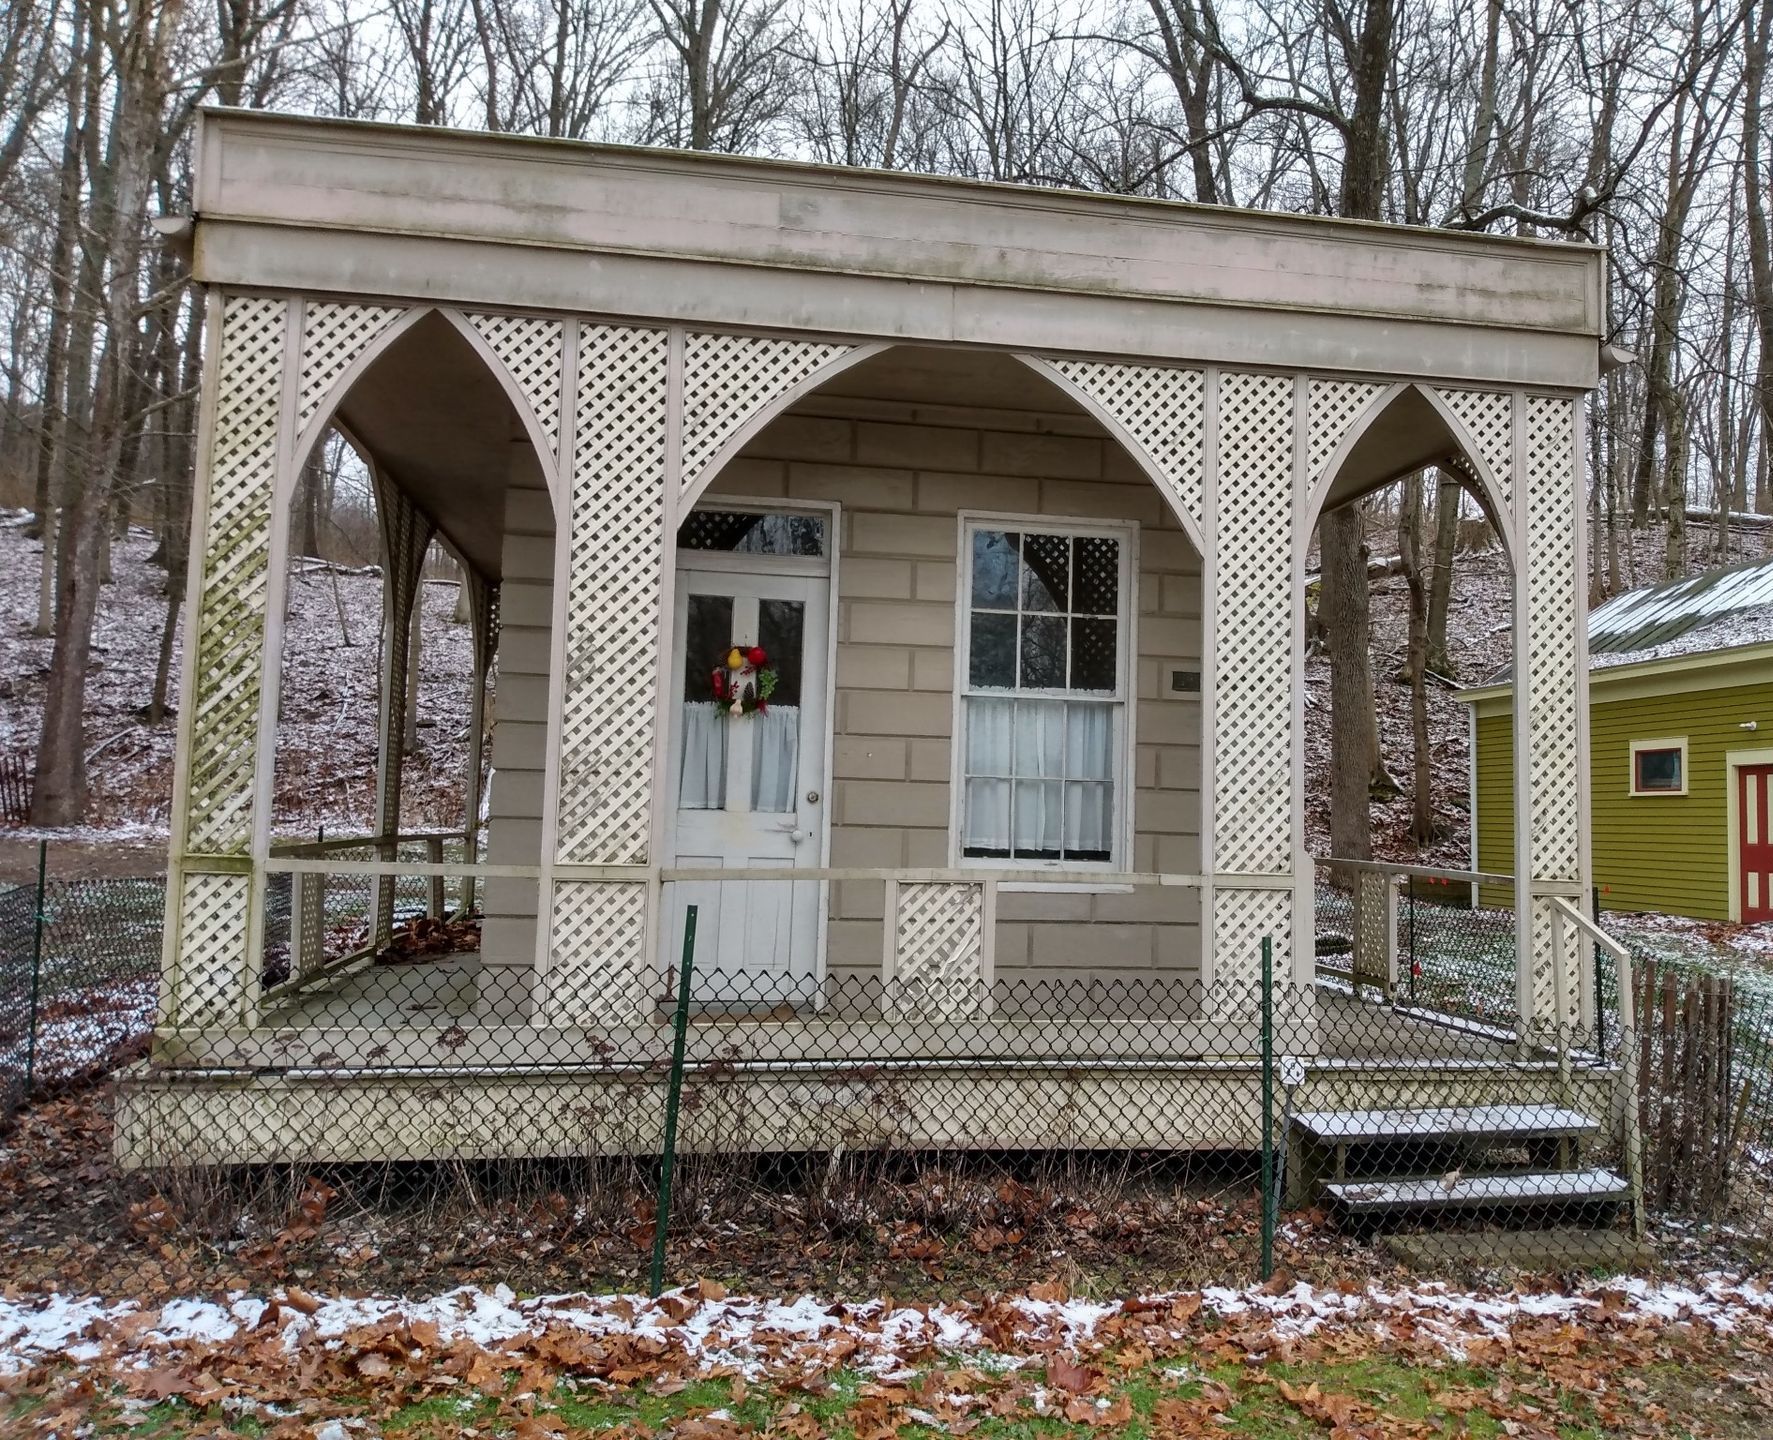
[254,964,1517,1066]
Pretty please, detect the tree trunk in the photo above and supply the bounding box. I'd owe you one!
[1321,502,1378,860]
[1425,472,1460,677]
[1744,0,1773,514]
[1398,473,1435,845]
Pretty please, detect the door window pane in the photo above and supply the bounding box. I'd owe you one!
[683,594,734,701]
[757,599,805,706]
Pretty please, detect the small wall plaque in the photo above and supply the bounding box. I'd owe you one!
[1168,667,1201,695]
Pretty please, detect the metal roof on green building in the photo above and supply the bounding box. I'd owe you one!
[1587,552,1773,667]
[1470,551,1773,688]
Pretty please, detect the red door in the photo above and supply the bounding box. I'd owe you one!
[1743,765,1773,923]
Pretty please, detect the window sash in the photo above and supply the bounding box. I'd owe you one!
[956,517,1133,868]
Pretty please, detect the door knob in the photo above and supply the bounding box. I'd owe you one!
[806,790,820,804]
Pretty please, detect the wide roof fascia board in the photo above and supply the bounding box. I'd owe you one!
[190,109,1605,388]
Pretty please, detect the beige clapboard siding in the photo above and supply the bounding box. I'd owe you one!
[479,448,552,973]
[712,393,1204,980]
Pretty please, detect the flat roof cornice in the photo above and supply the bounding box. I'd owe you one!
[190,109,1606,387]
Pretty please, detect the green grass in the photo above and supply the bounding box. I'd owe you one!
[4,1342,1740,1438]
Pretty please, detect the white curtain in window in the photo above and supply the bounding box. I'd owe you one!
[750,705,800,812]
[963,698,1114,854]
[679,702,726,809]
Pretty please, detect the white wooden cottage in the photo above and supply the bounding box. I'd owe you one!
[123,110,1613,1165]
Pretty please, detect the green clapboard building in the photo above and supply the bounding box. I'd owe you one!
[1459,554,1773,924]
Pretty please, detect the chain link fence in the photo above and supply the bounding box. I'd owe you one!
[0,846,165,1121]
[4,852,1773,1300]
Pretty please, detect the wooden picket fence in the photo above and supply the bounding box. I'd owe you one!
[1635,960,1745,1218]
[0,754,29,827]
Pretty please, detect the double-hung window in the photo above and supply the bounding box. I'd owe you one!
[957,518,1132,868]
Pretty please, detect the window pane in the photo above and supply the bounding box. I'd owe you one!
[679,702,726,809]
[682,593,734,701]
[1070,618,1117,691]
[1065,702,1113,780]
[750,706,799,812]
[970,613,1017,687]
[1013,699,1065,778]
[678,510,825,555]
[967,697,1014,775]
[1022,532,1069,612]
[1020,615,1067,688]
[1065,781,1114,860]
[1013,779,1063,858]
[757,599,804,706]
[971,530,1019,608]
[1636,748,1681,791]
[1072,536,1119,613]
[963,777,1012,855]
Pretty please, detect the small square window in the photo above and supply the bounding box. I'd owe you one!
[1632,744,1684,794]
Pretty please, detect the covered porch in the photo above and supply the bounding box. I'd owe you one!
[131,110,1608,1164]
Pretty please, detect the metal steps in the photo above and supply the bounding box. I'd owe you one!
[1290,1102,1630,1239]
[1325,1167,1628,1215]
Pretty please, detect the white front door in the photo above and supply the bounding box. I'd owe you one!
[665,565,829,1005]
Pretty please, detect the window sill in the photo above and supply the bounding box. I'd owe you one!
[995,881,1134,895]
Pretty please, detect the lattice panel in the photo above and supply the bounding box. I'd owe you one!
[1306,380,1384,484]
[1213,371,1295,874]
[468,312,565,465]
[1523,395,1582,1024]
[1212,887,1292,992]
[186,295,287,855]
[540,881,651,1024]
[297,302,401,432]
[556,325,670,865]
[1048,360,1206,528]
[886,883,989,1020]
[1524,395,1581,882]
[172,871,251,1028]
[1436,388,1515,515]
[681,333,851,494]
[1352,871,1396,993]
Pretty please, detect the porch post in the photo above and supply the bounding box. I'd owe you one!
[539,323,671,1024]
[1515,393,1588,1030]
[1206,369,1299,1003]
[159,292,291,1031]
[369,470,436,950]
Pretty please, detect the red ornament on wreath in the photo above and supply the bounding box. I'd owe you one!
[712,643,778,716]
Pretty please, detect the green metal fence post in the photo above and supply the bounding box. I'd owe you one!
[649,903,698,1299]
[22,840,47,1097]
[1259,934,1275,1282]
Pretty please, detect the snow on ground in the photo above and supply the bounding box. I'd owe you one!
[0,514,477,839]
[1,1276,1769,1378]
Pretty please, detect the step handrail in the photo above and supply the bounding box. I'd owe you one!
[1550,896,1644,1239]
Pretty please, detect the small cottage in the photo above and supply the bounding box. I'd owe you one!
[122,109,1615,1165]
[1461,554,1773,923]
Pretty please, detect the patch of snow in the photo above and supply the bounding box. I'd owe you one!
[3,1276,1771,1378]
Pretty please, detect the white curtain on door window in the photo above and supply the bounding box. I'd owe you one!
[679,702,726,809]
[963,698,1113,854]
[750,705,800,812]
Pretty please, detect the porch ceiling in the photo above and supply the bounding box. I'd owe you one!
[818,345,1088,413]
[334,311,523,580]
